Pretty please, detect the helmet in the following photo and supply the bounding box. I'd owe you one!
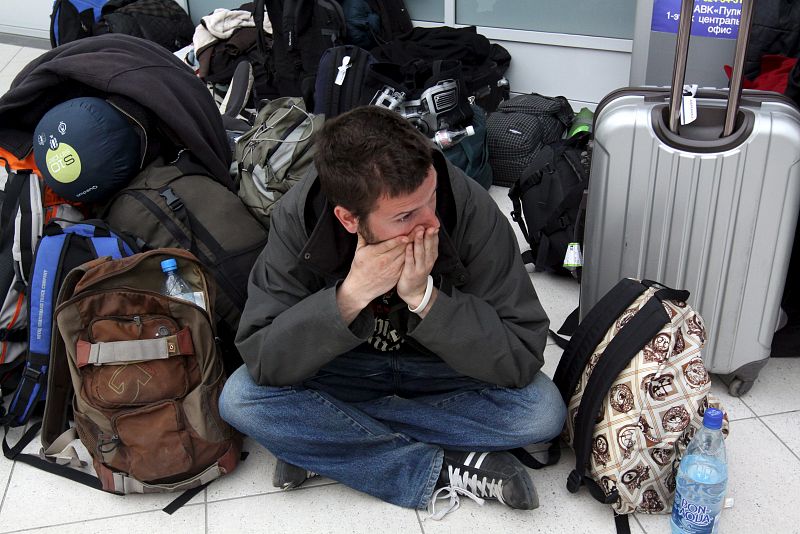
[32,97,142,203]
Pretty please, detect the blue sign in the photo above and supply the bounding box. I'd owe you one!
[651,0,742,40]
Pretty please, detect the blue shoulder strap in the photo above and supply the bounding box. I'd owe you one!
[3,222,132,427]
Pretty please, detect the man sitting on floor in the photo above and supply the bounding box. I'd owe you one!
[219,106,566,518]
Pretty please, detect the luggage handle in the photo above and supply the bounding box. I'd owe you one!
[668,0,755,136]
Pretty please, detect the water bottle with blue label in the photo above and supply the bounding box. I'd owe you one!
[161,258,206,311]
[671,407,727,534]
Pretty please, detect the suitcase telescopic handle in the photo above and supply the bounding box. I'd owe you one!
[668,0,755,136]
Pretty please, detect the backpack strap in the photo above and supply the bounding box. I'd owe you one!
[566,288,679,497]
[2,222,132,428]
[0,169,36,280]
[253,0,269,56]
[552,278,646,404]
[510,279,651,471]
[508,145,557,261]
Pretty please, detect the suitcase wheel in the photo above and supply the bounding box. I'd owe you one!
[728,378,754,397]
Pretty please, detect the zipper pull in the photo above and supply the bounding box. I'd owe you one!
[335,56,352,86]
[133,315,142,337]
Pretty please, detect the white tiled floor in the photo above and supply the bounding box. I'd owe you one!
[2,40,800,534]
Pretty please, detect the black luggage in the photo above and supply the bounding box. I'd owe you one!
[486,93,574,187]
[253,0,347,106]
[313,45,377,118]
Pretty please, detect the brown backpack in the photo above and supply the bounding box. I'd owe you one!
[35,248,241,496]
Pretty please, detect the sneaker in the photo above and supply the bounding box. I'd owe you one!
[428,450,538,520]
[272,459,318,490]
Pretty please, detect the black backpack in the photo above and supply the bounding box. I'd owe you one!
[313,45,377,118]
[508,132,592,277]
[254,0,347,107]
[50,0,194,51]
[487,93,574,187]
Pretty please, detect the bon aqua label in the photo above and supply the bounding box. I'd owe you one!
[676,497,714,529]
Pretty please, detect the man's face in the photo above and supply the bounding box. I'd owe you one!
[358,165,440,244]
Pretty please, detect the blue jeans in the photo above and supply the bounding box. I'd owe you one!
[219,349,566,509]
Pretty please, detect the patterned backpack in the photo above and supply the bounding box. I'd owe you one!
[517,279,728,534]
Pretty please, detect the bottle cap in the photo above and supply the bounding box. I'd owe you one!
[703,407,724,430]
[465,125,475,136]
[160,258,178,273]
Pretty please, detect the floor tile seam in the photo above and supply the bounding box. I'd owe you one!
[0,459,18,521]
[748,406,800,419]
[206,480,341,505]
[753,412,800,465]
[414,509,427,533]
[2,47,24,74]
[633,512,647,534]
[0,51,17,74]
[0,502,205,534]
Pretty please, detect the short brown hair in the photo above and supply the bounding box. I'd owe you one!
[314,106,434,220]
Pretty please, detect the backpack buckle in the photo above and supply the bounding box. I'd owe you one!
[22,366,43,382]
[567,470,582,493]
[159,188,184,211]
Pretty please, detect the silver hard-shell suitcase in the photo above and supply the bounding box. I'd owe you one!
[580,0,800,396]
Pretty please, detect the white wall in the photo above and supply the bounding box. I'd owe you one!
[0,0,52,40]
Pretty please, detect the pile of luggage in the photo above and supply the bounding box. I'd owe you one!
[0,0,796,517]
[0,0,565,505]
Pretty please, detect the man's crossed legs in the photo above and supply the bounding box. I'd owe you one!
[219,349,566,515]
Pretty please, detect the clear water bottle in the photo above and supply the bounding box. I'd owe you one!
[433,125,475,149]
[161,258,206,310]
[671,407,727,534]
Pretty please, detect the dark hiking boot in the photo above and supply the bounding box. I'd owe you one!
[272,459,318,490]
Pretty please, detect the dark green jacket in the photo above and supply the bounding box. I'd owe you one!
[236,151,549,387]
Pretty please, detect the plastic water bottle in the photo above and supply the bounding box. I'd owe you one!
[433,125,475,149]
[671,407,727,534]
[161,258,206,310]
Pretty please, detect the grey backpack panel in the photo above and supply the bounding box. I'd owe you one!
[235,97,324,231]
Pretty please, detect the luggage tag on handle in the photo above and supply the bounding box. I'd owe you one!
[335,56,351,86]
[563,242,583,270]
[680,84,698,125]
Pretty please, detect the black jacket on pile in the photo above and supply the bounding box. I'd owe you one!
[745,0,800,79]
[0,34,233,189]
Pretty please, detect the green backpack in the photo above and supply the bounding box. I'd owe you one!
[235,97,324,230]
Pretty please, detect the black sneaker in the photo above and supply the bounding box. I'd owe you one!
[272,459,318,490]
[429,450,539,519]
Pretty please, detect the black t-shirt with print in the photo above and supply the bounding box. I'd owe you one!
[364,289,406,352]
